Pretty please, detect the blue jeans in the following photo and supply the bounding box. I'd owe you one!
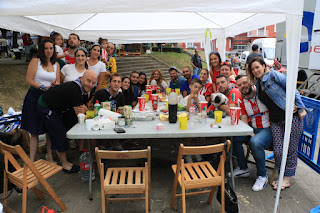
[233,128,272,177]
[193,68,201,75]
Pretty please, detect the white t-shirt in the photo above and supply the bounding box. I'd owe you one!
[61,64,86,83]
[55,45,65,62]
[183,94,206,112]
[88,59,107,77]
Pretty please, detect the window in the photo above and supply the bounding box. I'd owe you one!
[186,42,193,48]
[233,44,247,51]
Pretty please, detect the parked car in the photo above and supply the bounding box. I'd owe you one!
[240,51,249,69]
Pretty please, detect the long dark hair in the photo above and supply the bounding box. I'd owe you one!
[209,51,222,68]
[75,47,89,69]
[247,57,268,83]
[138,72,147,91]
[37,38,56,66]
[121,76,134,105]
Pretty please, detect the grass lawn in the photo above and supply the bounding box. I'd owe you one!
[151,51,207,72]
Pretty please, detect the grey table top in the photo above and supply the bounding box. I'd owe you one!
[67,115,253,139]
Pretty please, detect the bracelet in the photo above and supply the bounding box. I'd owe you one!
[39,85,46,91]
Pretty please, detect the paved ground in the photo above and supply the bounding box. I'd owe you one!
[2,138,320,213]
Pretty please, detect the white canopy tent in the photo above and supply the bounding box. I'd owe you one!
[0,0,305,212]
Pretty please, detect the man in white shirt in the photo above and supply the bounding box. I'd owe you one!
[232,75,273,192]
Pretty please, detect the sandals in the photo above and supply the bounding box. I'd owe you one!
[272,180,291,190]
[63,164,80,173]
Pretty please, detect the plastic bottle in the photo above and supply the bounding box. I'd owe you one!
[168,89,178,123]
[93,100,101,117]
[189,104,196,125]
[200,107,207,125]
[124,105,133,126]
[80,149,95,181]
[151,78,157,93]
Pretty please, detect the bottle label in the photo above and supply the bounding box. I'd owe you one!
[190,108,196,114]
[80,162,94,170]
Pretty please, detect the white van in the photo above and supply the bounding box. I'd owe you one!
[240,51,249,69]
[252,38,276,66]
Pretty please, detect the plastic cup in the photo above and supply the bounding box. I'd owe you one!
[86,110,94,119]
[166,88,171,95]
[142,94,149,103]
[166,101,168,110]
[230,107,241,125]
[151,85,157,91]
[85,119,94,131]
[175,88,180,96]
[214,110,223,123]
[178,116,188,130]
[77,113,85,124]
[138,97,146,111]
[151,94,159,111]
[199,101,208,112]
[146,89,152,101]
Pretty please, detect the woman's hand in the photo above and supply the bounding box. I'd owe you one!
[298,109,307,121]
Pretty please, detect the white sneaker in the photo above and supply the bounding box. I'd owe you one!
[232,168,250,178]
[252,176,268,191]
[184,155,193,163]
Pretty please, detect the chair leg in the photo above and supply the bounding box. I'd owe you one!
[105,194,110,213]
[3,171,8,209]
[221,184,225,213]
[207,186,217,204]
[101,192,106,213]
[145,190,149,213]
[181,185,186,213]
[170,179,178,209]
[42,182,67,211]
[22,184,28,213]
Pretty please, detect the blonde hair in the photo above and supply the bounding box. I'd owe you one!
[149,69,167,86]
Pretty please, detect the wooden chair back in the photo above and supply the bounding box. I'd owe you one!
[0,140,66,213]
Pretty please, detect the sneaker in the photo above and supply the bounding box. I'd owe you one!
[194,155,202,162]
[252,176,268,191]
[184,155,193,163]
[232,168,250,178]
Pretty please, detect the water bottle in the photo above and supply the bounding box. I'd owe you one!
[93,100,101,117]
[151,78,157,93]
[168,89,178,123]
[80,149,95,181]
[189,104,196,125]
[200,107,207,125]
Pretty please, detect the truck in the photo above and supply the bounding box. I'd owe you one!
[275,0,320,99]
[252,38,276,66]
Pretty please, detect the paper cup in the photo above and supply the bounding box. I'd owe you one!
[142,94,149,103]
[77,113,85,124]
[175,88,180,96]
[146,85,151,90]
[151,85,157,91]
[151,94,159,111]
[178,116,188,130]
[146,89,152,101]
[166,87,171,95]
[156,123,164,130]
[138,97,146,111]
[214,110,223,123]
[85,119,94,131]
[230,107,241,125]
[199,101,208,112]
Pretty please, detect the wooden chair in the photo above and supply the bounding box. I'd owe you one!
[0,140,67,213]
[95,146,151,213]
[170,140,231,213]
[245,145,277,184]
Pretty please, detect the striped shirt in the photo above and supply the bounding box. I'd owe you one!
[101,49,108,60]
[240,94,270,129]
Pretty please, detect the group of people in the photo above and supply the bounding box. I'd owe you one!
[20,32,307,193]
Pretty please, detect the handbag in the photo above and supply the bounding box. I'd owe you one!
[216,142,239,213]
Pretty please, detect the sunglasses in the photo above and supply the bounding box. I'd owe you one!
[220,62,230,66]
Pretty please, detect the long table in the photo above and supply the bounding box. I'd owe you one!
[67,116,253,200]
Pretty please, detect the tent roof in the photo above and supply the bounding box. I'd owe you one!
[0,0,301,43]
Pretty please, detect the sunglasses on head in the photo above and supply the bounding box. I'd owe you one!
[220,62,230,66]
